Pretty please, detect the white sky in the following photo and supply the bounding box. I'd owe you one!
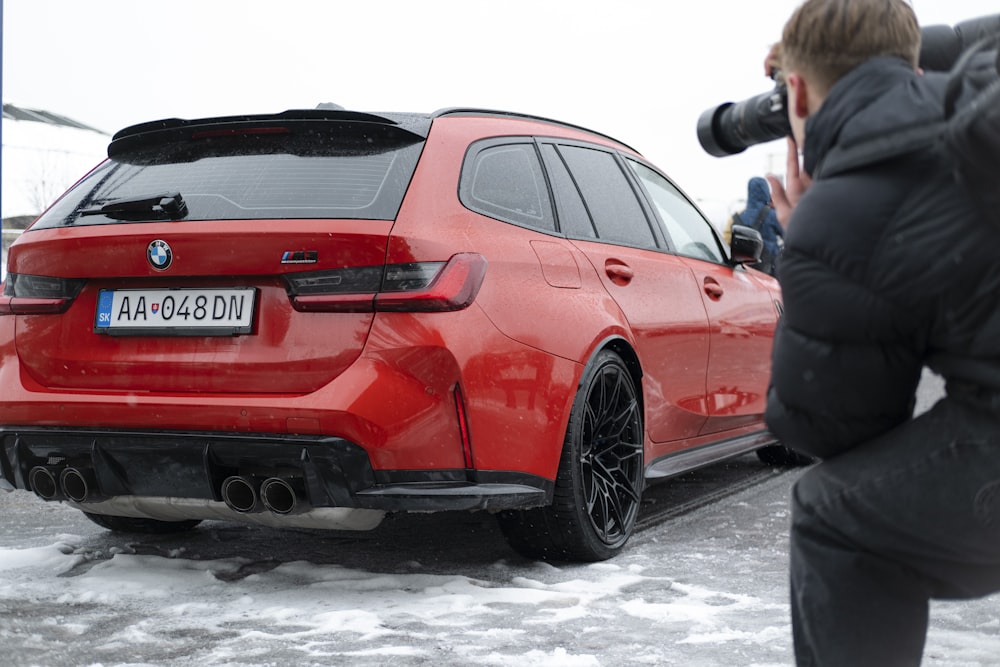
[2,0,999,220]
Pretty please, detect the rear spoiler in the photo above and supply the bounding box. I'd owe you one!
[108,109,433,158]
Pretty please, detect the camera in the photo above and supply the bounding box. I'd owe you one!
[697,13,1000,157]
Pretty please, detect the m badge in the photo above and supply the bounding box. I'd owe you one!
[281,250,319,264]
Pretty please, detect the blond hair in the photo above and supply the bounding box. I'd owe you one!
[780,0,921,94]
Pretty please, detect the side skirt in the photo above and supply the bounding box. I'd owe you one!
[644,430,778,482]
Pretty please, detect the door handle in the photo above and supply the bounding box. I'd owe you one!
[605,261,634,286]
[703,276,724,300]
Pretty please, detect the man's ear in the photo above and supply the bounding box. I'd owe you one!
[787,73,811,119]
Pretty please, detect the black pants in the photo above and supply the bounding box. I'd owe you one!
[790,392,1000,666]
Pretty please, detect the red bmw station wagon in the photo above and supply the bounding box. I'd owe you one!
[0,107,792,561]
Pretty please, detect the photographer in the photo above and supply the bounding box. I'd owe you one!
[758,0,1000,664]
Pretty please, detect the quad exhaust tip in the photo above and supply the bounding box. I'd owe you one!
[60,467,98,503]
[29,466,102,503]
[221,475,260,513]
[28,466,60,501]
[221,475,309,515]
[260,477,305,515]
[29,468,311,516]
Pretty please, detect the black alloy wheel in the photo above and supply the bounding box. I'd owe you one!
[498,349,644,561]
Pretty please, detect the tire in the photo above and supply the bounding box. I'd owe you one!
[498,349,644,562]
[83,512,202,534]
[756,444,814,467]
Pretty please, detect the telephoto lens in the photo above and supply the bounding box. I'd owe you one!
[696,85,791,157]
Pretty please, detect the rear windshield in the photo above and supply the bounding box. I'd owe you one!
[32,125,424,229]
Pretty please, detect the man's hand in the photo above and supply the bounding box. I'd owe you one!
[764,42,782,78]
[767,136,812,229]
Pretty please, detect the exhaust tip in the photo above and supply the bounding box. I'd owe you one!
[221,476,259,513]
[260,477,303,515]
[29,466,60,501]
[60,467,96,503]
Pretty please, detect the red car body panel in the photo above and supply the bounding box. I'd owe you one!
[570,239,712,443]
[10,220,390,393]
[695,262,780,429]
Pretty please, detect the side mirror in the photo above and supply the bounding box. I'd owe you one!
[729,224,764,265]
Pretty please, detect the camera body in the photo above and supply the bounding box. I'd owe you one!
[698,14,1000,157]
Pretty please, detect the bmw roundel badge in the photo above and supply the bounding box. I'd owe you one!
[147,239,173,271]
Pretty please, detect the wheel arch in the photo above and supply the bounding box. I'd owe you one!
[496,335,647,561]
[590,335,644,427]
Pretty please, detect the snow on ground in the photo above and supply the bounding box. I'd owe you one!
[1,457,998,667]
[0,521,792,666]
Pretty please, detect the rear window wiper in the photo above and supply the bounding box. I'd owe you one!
[78,192,189,221]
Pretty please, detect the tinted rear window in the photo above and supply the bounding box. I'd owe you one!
[33,126,424,228]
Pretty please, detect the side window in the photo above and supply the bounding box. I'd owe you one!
[557,145,657,249]
[539,144,597,239]
[627,159,724,263]
[460,141,555,231]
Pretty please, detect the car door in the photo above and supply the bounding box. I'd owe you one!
[625,158,781,435]
[539,141,712,445]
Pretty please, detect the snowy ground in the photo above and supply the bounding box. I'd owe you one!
[1,372,997,666]
[2,451,999,666]
[0,463,797,667]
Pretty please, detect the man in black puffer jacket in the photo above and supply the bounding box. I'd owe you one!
[762,1,1000,665]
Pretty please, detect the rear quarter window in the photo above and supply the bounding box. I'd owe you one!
[459,140,555,232]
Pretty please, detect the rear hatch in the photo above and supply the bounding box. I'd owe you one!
[4,110,429,394]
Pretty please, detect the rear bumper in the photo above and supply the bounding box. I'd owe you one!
[0,427,552,525]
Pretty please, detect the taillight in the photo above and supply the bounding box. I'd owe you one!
[286,253,487,313]
[0,274,86,315]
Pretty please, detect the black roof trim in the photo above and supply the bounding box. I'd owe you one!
[107,106,639,157]
[431,107,641,154]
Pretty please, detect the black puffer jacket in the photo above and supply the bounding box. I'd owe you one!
[765,56,1000,459]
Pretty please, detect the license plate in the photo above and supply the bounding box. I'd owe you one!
[94,288,256,336]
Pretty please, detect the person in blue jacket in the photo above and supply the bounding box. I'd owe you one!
[731,176,784,275]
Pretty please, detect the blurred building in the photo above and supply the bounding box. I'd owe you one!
[2,103,109,279]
